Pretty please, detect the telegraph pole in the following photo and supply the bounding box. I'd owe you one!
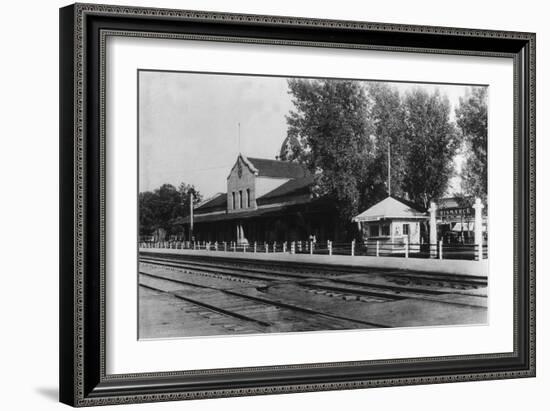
[189,191,194,241]
[387,142,391,196]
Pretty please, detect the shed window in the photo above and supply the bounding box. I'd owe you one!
[381,224,390,236]
[403,224,410,235]
[370,225,379,237]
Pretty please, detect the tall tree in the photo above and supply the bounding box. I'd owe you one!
[455,87,488,201]
[138,183,202,239]
[175,183,203,218]
[285,78,374,222]
[138,191,158,236]
[367,82,407,201]
[401,88,460,208]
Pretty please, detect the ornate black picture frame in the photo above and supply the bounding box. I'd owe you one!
[59,3,535,407]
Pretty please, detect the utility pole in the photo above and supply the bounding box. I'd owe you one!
[189,191,194,241]
[387,142,391,196]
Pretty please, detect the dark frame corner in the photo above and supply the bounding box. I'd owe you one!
[60,2,535,407]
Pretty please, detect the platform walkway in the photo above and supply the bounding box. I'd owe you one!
[138,247,488,277]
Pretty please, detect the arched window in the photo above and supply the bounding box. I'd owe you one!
[246,188,251,208]
[231,192,235,210]
[239,190,243,209]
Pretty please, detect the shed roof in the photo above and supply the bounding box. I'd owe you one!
[179,198,333,224]
[352,196,427,222]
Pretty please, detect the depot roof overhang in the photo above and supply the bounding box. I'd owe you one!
[179,199,334,224]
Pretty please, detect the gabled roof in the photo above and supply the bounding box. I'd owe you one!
[352,196,427,222]
[194,192,227,213]
[257,175,314,205]
[246,157,309,179]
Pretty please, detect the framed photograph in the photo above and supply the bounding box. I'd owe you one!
[59,3,535,407]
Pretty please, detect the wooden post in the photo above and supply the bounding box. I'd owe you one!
[429,202,438,258]
[254,242,257,253]
[376,240,380,257]
[291,241,295,254]
[439,240,443,260]
[404,237,409,258]
[473,198,484,261]
[265,242,268,253]
[351,239,355,256]
[310,241,313,255]
[328,240,332,256]
[283,242,287,253]
[189,192,194,243]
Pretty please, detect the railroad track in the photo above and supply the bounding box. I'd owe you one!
[140,282,271,328]
[140,251,487,289]
[139,271,388,332]
[139,252,488,336]
[139,253,487,302]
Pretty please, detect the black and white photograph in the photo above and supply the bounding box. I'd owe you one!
[1,0,544,408]
[138,71,489,339]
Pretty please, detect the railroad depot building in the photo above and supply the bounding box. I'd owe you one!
[176,154,486,246]
[179,154,342,244]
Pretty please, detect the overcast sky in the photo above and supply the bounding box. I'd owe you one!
[139,70,480,199]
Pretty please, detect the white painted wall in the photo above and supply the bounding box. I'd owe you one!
[227,156,257,211]
[0,1,546,410]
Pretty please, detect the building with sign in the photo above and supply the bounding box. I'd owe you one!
[437,197,488,244]
[352,195,487,251]
[176,153,487,249]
